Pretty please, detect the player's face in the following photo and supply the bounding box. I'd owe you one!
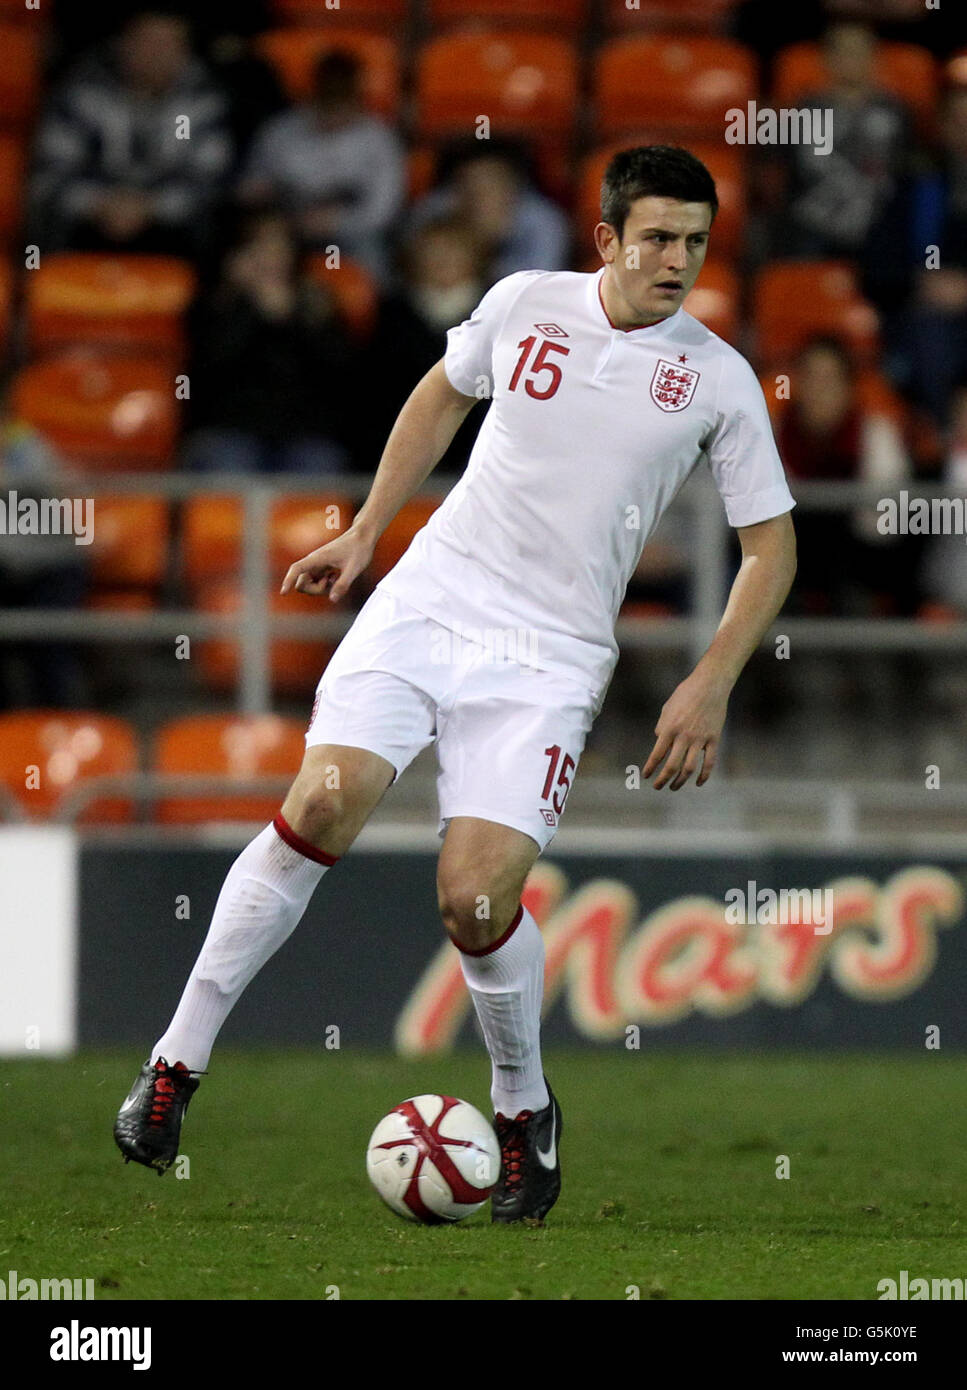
[597,197,712,326]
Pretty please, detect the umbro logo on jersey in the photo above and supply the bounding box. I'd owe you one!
[534,322,569,338]
[650,358,701,412]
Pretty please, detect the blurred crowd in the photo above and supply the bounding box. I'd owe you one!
[3,0,967,714]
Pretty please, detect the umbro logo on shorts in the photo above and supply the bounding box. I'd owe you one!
[534,322,569,338]
[541,808,557,826]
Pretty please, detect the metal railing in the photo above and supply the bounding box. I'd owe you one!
[17,770,967,847]
[1,472,965,716]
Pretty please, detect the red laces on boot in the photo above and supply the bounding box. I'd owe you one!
[496,1112,533,1189]
[148,1060,189,1128]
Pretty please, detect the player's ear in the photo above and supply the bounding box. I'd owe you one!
[594,221,617,264]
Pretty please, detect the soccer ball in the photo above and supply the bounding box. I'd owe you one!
[366,1094,501,1224]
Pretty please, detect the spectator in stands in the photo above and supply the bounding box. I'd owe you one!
[735,0,961,66]
[820,0,963,57]
[407,138,570,285]
[922,381,967,615]
[770,21,914,263]
[890,86,967,426]
[0,412,88,710]
[192,4,286,156]
[779,336,919,614]
[29,8,233,260]
[238,50,404,281]
[183,210,353,475]
[360,219,487,473]
[778,336,922,614]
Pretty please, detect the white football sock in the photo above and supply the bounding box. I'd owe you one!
[457,905,549,1118]
[151,817,332,1072]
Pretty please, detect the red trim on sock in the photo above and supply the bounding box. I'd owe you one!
[272,813,339,867]
[449,904,524,957]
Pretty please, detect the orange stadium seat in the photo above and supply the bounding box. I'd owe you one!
[753,261,880,369]
[181,493,353,591]
[772,41,938,136]
[593,35,756,139]
[256,29,400,115]
[304,253,378,339]
[270,0,409,25]
[272,494,355,570]
[0,133,25,242]
[89,496,170,589]
[575,139,746,256]
[427,0,588,29]
[10,353,179,470]
[0,711,138,823]
[0,25,40,128]
[604,0,738,30]
[154,714,307,824]
[195,579,338,695]
[368,497,441,581]
[416,33,578,139]
[181,496,248,588]
[683,259,739,344]
[26,254,197,363]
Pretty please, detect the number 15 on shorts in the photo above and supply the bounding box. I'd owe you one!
[540,743,575,826]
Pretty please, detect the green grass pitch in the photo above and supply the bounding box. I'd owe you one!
[2,1050,963,1301]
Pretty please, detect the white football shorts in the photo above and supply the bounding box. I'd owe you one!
[305,587,596,851]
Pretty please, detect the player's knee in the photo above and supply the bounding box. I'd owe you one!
[283,781,347,844]
[437,872,519,951]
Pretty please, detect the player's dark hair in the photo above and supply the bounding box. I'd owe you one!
[601,146,718,240]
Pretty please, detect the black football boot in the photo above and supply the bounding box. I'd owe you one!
[491,1081,562,1225]
[114,1057,200,1175]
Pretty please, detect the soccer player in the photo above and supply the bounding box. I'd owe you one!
[115,146,797,1224]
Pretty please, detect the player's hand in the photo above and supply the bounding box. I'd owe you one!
[280,526,375,603]
[642,667,731,791]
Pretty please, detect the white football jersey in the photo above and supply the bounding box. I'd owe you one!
[378,267,795,708]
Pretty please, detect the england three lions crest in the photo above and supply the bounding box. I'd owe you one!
[650,358,701,412]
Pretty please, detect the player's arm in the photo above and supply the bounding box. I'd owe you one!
[281,359,477,600]
[643,510,796,790]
